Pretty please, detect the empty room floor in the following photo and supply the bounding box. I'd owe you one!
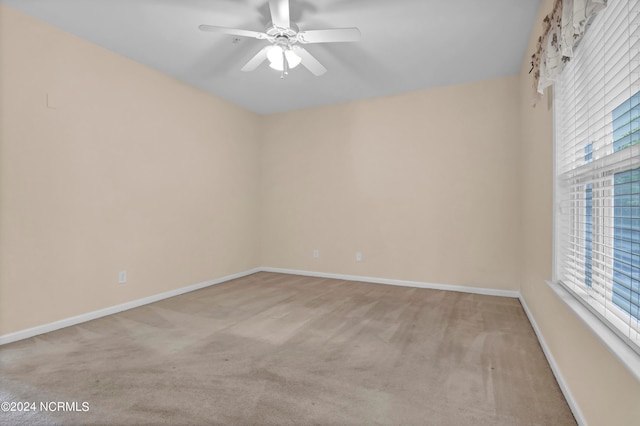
[0,272,575,425]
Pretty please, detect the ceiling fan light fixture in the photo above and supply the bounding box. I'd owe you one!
[267,45,301,71]
[284,49,301,68]
[266,45,284,65]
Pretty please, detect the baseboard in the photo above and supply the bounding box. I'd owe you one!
[263,268,584,422]
[1,265,585,424]
[260,267,520,298]
[0,267,261,346]
[0,267,516,346]
[519,295,586,426]
[0,265,523,347]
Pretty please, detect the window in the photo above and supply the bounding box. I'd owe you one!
[613,167,640,320]
[555,0,640,352]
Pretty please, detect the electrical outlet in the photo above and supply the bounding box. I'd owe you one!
[313,249,320,259]
[356,252,362,262]
[118,270,127,284]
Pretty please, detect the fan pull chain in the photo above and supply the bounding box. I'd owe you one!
[281,51,288,79]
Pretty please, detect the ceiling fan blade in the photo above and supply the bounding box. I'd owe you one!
[199,25,267,40]
[241,46,271,72]
[297,28,361,44]
[294,47,327,76]
[268,0,290,29]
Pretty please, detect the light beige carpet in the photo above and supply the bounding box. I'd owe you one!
[0,272,575,425]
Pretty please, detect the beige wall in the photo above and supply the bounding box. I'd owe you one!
[260,77,521,291]
[0,5,261,335]
[518,0,640,424]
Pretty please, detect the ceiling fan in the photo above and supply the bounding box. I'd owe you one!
[199,0,361,78]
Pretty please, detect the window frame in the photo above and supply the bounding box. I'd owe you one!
[550,0,640,379]
[552,91,640,381]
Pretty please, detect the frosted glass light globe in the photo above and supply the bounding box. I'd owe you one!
[267,45,301,70]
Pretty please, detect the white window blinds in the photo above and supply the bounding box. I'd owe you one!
[555,0,640,352]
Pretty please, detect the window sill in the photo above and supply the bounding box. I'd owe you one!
[545,280,640,382]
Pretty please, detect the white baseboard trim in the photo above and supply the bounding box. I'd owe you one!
[1,266,586,424]
[260,267,521,298]
[0,267,261,346]
[519,295,585,426]
[0,267,516,346]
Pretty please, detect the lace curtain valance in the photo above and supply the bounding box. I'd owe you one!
[531,0,608,97]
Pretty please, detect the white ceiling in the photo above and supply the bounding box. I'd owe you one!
[1,0,540,114]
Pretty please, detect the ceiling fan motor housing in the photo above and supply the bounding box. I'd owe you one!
[266,24,299,45]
